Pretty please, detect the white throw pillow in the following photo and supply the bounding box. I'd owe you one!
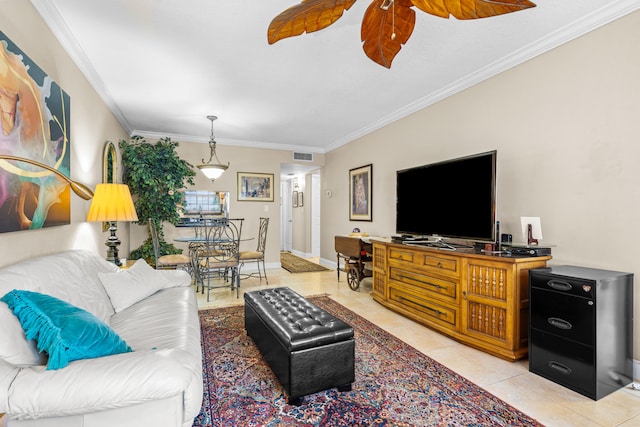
[98,259,172,313]
[0,302,47,366]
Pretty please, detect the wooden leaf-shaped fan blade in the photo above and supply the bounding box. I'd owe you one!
[268,0,357,44]
[361,0,416,68]
[411,0,536,20]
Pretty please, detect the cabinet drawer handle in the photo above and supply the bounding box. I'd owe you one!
[547,280,572,291]
[398,296,444,317]
[399,274,443,290]
[548,361,572,375]
[548,317,572,330]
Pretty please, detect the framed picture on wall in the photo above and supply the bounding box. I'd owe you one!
[298,191,304,207]
[349,164,372,221]
[292,191,298,207]
[237,172,274,202]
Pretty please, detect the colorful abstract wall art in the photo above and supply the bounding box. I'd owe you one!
[0,31,71,233]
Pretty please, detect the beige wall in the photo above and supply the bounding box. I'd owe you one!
[0,0,129,266]
[321,10,640,357]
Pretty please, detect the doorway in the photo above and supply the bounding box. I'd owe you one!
[280,179,292,252]
[280,165,321,257]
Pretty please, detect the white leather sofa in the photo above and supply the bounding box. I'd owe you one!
[0,250,203,427]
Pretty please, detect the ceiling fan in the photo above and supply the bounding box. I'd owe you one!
[268,0,536,68]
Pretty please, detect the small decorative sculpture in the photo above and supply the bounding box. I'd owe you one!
[527,224,538,246]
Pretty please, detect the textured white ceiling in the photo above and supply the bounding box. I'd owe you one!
[32,0,640,153]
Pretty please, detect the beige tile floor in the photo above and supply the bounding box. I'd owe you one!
[194,263,640,427]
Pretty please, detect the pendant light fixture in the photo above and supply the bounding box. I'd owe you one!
[197,115,229,181]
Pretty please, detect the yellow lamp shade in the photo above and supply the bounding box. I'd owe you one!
[86,183,138,222]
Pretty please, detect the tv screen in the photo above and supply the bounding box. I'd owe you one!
[396,150,496,242]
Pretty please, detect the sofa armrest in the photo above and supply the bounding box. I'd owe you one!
[0,359,20,413]
[159,270,191,288]
[6,348,200,421]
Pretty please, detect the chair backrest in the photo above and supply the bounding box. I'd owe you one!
[256,217,269,253]
[193,217,205,239]
[201,218,243,265]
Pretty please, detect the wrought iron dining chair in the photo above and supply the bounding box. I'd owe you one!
[192,218,243,300]
[239,217,269,284]
[149,219,191,273]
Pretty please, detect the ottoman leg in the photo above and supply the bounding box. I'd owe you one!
[288,396,302,406]
[337,383,352,392]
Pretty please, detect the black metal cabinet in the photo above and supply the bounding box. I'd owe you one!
[529,265,633,400]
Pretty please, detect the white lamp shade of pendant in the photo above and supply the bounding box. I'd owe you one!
[197,164,228,180]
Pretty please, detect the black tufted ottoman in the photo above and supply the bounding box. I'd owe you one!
[244,287,355,404]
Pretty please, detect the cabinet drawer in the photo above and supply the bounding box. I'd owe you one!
[421,253,459,277]
[530,271,595,299]
[529,329,595,399]
[389,266,457,302]
[388,247,415,264]
[530,288,594,345]
[389,285,457,328]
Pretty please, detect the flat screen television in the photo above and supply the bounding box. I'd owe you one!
[396,150,497,243]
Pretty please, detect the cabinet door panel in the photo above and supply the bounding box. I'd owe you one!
[462,262,514,347]
[465,301,508,341]
[371,243,387,300]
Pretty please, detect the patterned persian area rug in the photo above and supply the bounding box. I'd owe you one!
[193,296,544,427]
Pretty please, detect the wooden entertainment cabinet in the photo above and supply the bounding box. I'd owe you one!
[371,240,551,361]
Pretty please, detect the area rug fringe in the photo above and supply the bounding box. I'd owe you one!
[193,295,544,427]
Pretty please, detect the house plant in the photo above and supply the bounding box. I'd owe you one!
[118,135,196,263]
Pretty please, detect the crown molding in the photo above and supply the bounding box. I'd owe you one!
[132,130,328,154]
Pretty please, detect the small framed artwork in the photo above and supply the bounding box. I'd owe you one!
[349,164,372,221]
[298,191,304,207]
[237,172,274,202]
[292,191,298,207]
